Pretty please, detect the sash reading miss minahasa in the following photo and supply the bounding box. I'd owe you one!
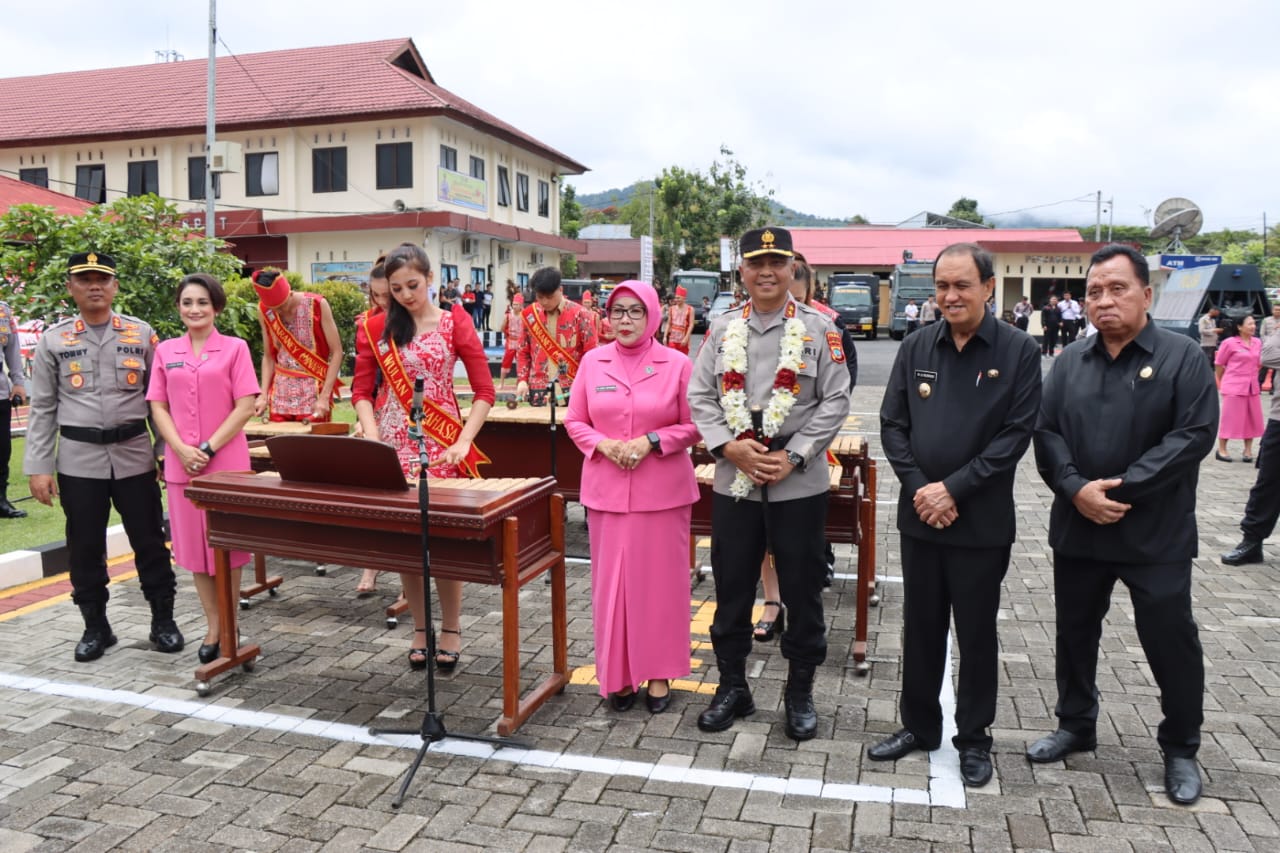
[522,305,580,380]
[261,302,341,401]
[362,314,489,478]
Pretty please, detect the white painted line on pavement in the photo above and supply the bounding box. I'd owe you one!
[0,668,965,808]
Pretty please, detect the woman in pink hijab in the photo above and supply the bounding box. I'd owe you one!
[565,281,701,713]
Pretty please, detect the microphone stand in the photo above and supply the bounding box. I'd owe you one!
[545,361,562,582]
[369,394,525,808]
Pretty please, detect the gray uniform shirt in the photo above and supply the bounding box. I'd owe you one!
[24,312,159,479]
[689,295,851,501]
[0,301,23,399]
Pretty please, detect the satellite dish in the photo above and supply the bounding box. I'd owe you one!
[1149,197,1203,253]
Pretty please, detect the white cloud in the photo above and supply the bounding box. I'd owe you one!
[3,0,1276,232]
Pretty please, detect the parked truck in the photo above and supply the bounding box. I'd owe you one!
[888,260,936,340]
[670,269,723,332]
[827,273,880,339]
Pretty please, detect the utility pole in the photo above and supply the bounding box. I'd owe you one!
[205,0,216,240]
[1095,190,1102,242]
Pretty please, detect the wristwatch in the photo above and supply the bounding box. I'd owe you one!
[198,441,216,458]
[646,432,662,455]
[785,450,804,468]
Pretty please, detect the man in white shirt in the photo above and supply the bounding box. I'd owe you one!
[904,299,920,335]
[1057,292,1081,343]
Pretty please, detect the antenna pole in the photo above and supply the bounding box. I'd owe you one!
[1095,190,1102,242]
[205,0,216,241]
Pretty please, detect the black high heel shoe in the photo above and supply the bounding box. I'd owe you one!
[435,627,461,672]
[197,641,220,664]
[753,601,786,643]
[408,628,428,670]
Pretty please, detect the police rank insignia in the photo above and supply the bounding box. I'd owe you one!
[122,358,142,369]
[1139,366,1154,379]
[826,331,845,363]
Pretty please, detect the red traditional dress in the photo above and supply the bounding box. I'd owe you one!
[501,307,523,371]
[263,293,332,420]
[665,302,694,354]
[515,299,599,391]
[351,306,496,478]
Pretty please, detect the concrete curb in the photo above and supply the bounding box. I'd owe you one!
[1,523,139,591]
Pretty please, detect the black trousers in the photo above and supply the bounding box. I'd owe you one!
[58,471,175,606]
[1052,553,1203,757]
[1042,325,1059,354]
[709,491,828,667]
[899,536,1009,751]
[0,399,11,498]
[1240,418,1280,543]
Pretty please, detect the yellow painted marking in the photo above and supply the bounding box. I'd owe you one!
[0,553,140,622]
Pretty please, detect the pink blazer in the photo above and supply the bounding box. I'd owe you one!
[1216,335,1261,397]
[565,341,700,513]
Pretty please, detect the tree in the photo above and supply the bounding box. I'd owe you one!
[947,197,984,225]
[559,184,584,240]
[0,196,243,339]
[849,214,870,225]
[650,147,773,283]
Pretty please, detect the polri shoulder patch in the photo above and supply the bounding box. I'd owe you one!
[826,331,845,364]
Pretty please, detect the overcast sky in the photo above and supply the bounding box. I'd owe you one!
[4,0,1276,234]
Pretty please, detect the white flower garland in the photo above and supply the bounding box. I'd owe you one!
[720,310,808,499]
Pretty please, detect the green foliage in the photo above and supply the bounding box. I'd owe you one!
[947,197,984,225]
[0,196,241,338]
[219,276,265,364]
[559,184,584,239]
[309,279,367,370]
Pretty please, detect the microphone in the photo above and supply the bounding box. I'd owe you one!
[409,377,424,439]
[750,405,764,441]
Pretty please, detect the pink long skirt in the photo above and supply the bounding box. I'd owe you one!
[1220,394,1263,440]
[587,505,693,696]
[168,483,252,576]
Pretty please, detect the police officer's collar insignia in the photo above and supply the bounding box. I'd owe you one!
[784,301,796,319]
[73,319,85,334]
[111,315,123,330]
[1139,365,1154,379]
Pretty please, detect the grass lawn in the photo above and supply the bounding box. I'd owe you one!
[2,400,364,553]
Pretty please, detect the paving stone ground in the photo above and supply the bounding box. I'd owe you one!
[2,380,1280,851]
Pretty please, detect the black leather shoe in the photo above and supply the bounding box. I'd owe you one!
[1164,756,1202,805]
[783,691,818,741]
[0,498,27,519]
[959,748,993,787]
[1025,729,1096,763]
[868,729,932,761]
[645,683,671,714]
[609,689,636,712]
[197,642,220,664]
[74,627,117,662]
[1222,540,1264,566]
[696,685,755,732]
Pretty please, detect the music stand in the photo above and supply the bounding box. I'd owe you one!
[366,390,525,808]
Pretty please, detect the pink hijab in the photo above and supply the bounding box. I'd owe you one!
[604,280,661,348]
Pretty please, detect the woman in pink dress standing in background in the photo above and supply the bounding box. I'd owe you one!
[565,280,700,713]
[148,274,260,663]
[1215,315,1264,462]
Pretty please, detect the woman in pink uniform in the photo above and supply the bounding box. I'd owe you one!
[1215,316,1264,462]
[352,243,495,671]
[147,274,260,664]
[565,280,700,713]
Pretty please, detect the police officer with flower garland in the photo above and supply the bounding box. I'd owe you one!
[688,226,851,740]
[871,242,1041,787]
[25,252,184,663]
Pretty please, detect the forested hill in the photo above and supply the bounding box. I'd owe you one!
[576,186,851,227]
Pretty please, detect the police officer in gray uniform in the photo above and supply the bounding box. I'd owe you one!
[25,252,184,662]
[688,226,851,740]
[0,297,27,518]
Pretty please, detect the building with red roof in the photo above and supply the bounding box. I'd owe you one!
[0,175,94,216]
[0,38,586,301]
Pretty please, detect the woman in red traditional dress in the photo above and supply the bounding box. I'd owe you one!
[352,243,495,671]
[354,257,395,598]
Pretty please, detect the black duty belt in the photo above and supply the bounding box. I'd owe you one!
[60,421,148,444]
